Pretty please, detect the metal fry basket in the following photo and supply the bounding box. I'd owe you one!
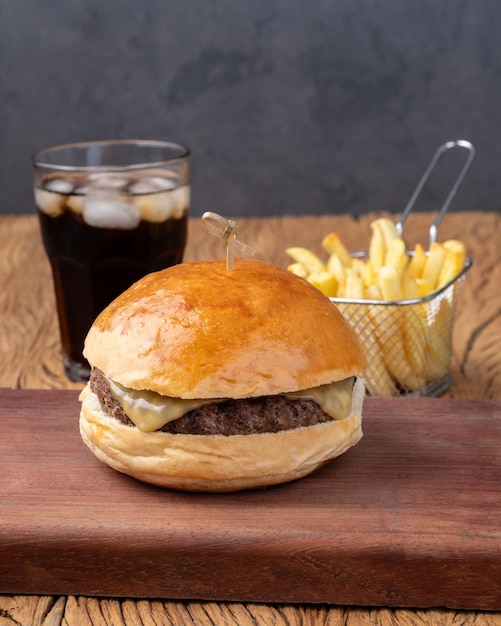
[331,140,476,397]
[333,256,471,397]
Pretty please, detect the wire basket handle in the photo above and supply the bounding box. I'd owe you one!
[396,140,476,246]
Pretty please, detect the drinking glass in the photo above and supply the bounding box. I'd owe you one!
[32,139,190,381]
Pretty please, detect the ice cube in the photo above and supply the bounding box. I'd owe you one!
[87,173,130,190]
[129,176,176,195]
[134,186,189,223]
[134,191,174,223]
[73,184,114,197]
[72,185,95,197]
[45,178,75,194]
[134,184,190,222]
[171,185,190,219]
[66,194,85,215]
[35,188,65,217]
[82,198,140,230]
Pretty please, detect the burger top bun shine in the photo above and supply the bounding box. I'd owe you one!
[80,258,367,492]
[84,259,366,399]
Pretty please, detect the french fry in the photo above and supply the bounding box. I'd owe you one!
[371,218,400,249]
[406,243,427,279]
[368,222,385,273]
[286,247,326,275]
[335,283,345,298]
[385,237,408,275]
[422,297,454,380]
[307,271,338,297]
[365,284,383,300]
[364,334,396,396]
[338,302,396,396]
[287,262,308,279]
[369,305,425,393]
[363,259,378,289]
[285,218,468,397]
[378,266,403,301]
[326,254,346,283]
[345,273,364,299]
[415,277,433,298]
[322,233,352,267]
[351,257,367,280]
[444,239,466,264]
[402,274,420,300]
[403,302,428,384]
[365,345,396,396]
[438,240,467,287]
[421,242,447,291]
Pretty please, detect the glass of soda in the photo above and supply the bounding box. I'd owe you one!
[32,139,190,382]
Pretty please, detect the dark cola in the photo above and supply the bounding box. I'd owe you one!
[35,172,189,379]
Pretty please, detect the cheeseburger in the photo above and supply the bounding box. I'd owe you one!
[79,258,367,492]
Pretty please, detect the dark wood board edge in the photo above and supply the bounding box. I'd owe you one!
[1,389,501,609]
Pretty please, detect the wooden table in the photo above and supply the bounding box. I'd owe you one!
[1,212,501,625]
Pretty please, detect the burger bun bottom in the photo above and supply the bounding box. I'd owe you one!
[79,378,365,493]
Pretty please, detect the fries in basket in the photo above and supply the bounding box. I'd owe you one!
[286,218,470,397]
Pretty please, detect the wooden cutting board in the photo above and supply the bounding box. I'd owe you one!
[1,389,500,610]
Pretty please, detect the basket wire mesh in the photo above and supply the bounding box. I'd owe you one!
[331,256,471,397]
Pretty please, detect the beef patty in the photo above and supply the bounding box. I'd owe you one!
[90,368,336,436]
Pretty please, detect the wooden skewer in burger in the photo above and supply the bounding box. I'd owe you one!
[79,213,367,492]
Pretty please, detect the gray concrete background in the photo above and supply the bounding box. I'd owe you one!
[1,0,500,219]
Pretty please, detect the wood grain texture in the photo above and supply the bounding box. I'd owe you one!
[1,389,501,610]
[2,596,501,626]
[1,212,501,625]
[0,216,81,391]
[2,212,501,397]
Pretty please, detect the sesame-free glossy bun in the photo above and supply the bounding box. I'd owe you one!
[83,259,367,399]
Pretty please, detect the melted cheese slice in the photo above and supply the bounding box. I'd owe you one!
[108,377,355,433]
[284,377,354,423]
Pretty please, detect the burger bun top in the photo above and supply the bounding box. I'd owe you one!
[83,259,366,399]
